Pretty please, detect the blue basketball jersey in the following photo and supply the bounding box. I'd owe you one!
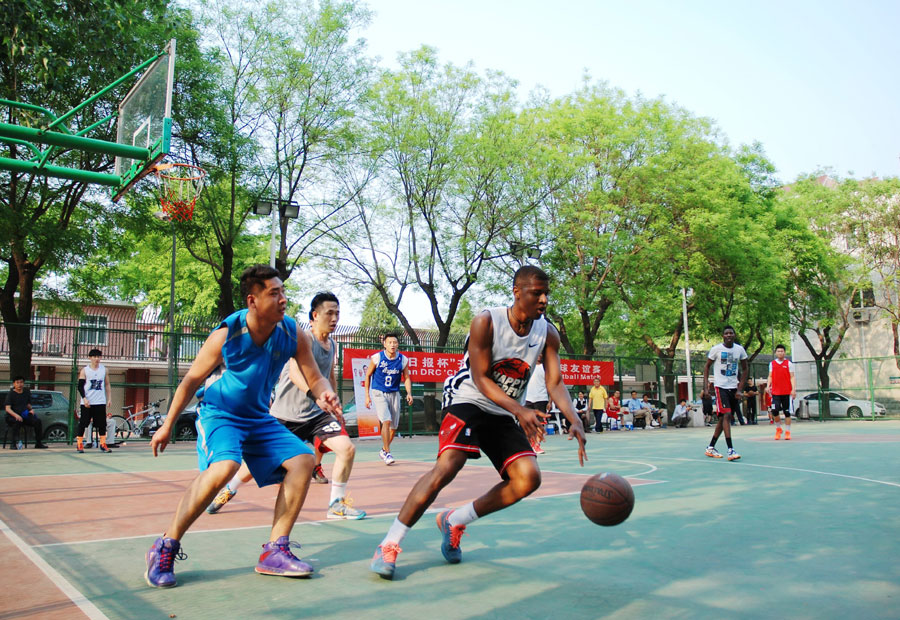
[200,309,298,419]
[371,351,407,393]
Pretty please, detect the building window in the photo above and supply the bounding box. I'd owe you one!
[135,336,148,360]
[179,335,204,361]
[79,315,108,346]
[31,313,47,342]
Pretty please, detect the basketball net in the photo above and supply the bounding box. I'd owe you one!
[153,163,206,222]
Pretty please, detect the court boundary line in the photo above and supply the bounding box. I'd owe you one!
[0,515,109,620]
[737,462,900,488]
[594,453,900,488]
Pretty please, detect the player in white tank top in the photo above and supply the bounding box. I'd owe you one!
[370,266,587,580]
[451,307,547,418]
[76,348,112,453]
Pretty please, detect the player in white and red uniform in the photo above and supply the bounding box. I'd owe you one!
[701,326,749,461]
[369,266,587,580]
[766,344,796,440]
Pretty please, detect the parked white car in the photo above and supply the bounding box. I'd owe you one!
[799,392,886,418]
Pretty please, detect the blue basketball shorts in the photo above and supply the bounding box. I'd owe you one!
[195,405,312,487]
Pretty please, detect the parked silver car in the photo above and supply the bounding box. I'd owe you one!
[800,392,886,418]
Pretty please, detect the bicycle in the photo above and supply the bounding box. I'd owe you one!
[110,398,166,440]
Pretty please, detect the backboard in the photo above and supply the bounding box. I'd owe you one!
[113,39,175,202]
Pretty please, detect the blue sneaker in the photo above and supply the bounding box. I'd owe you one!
[327,496,366,520]
[255,536,313,577]
[436,510,465,564]
[370,543,402,580]
[145,537,185,588]
[206,486,236,514]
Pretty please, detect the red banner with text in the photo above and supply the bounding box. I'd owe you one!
[342,349,615,386]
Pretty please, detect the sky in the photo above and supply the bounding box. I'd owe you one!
[316,0,900,325]
[359,0,900,183]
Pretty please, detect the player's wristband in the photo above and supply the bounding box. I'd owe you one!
[306,389,315,400]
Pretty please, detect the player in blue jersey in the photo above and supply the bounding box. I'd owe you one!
[364,333,413,465]
[144,265,341,588]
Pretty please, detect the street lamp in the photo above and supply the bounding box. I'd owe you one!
[681,287,693,402]
[510,242,542,262]
[253,197,300,267]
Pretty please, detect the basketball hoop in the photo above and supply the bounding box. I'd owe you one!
[153,162,206,221]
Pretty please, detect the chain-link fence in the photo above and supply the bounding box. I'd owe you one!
[793,356,900,420]
[11,313,887,443]
[1,317,215,443]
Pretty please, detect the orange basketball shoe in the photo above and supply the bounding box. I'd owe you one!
[775,427,783,440]
[784,430,791,441]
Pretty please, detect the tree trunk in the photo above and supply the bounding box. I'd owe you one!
[6,323,33,381]
[579,309,596,356]
[216,245,236,319]
[1,261,37,380]
[893,321,900,372]
[659,356,676,413]
[818,358,831,417]
[423,394,437,432]
[553,315,576,356]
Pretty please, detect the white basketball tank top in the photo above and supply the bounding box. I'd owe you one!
[84,364,107,405]
[451,307,548,418]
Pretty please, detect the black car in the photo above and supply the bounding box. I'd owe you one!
[157,402,200,441]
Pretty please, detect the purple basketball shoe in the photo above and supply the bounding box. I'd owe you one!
[255,536,313,577]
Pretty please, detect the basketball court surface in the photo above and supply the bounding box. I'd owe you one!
[1,421,898,619]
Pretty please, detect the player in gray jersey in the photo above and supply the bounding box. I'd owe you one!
[206,292,365,520]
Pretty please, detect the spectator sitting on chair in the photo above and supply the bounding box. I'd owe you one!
[572,391,588,433]
[672,399,691,428]
[606,390,621,429]
[623,391,645,429]
[5,376,49,449]
[643,393,667,428]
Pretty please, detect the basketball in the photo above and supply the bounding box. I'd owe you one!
[580,472,634,526]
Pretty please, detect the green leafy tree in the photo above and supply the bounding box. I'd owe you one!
[777,175,862,413]
[0,0,198,378]
[260,0,373,279]
[358,275,400,335]
[841,177,900,370]
[324,48,553,346]
[169,0,273,319]
[535,86,780,406]
[449,297,475,336]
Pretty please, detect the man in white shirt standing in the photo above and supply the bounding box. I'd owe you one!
[76,348,112,453]
[702,326,748,461]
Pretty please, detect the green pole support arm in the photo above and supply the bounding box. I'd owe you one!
[0,136,44,159]
[0,156,121,187]
[0,122,149,159]
[0,99,73,134]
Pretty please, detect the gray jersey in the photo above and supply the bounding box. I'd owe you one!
[269,331,336,423]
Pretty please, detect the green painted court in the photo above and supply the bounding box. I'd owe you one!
[2,421,898,619]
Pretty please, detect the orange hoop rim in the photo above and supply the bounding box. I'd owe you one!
[153,162,207,182]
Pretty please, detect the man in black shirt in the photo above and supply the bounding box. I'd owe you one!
[5,376,48,449]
